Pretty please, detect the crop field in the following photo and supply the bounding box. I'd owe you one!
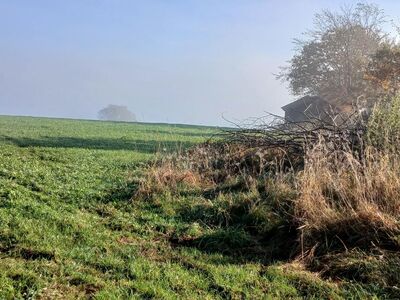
[0,116,378,299]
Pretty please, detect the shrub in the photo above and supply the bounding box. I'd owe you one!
[367,94,400,148]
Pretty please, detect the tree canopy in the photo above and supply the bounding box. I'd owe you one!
[278,3,388,110]
[365,45,400,97]
[98,105,137,122]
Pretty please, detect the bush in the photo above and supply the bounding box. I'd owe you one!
[367,94,400,148]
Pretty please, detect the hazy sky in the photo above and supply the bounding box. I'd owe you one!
[1,1,399,126]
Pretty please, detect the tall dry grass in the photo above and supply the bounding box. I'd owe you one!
[136,142,291,198]
[294,96,400,251]
[138,139,400,253]
[297,142,400,229]
[296,140,400,252]
[137,95,400,256]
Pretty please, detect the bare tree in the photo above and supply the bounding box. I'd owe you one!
[98,105,137,122]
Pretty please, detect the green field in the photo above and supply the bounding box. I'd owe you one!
[0,116,374,299]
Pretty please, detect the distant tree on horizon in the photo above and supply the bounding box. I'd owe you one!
[98,105,137,122]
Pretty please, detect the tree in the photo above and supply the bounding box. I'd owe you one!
[98,105,137,122]
[278,3,387,110]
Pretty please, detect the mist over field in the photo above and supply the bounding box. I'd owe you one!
[4,1,400,125]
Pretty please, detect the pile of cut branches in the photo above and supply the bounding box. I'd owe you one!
[222,112,367,166]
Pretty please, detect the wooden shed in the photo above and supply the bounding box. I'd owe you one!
[281,95,334,122]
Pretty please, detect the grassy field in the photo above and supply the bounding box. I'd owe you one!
[0,116,382,299]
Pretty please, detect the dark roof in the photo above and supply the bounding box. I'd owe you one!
[281,96,325,112]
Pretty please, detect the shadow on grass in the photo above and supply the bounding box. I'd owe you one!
[169,180,297,263]
[170,226,298,265]
[140,128,215,138]
[3,136,197,153]
[98,181,140,205]
[164,188,299,265]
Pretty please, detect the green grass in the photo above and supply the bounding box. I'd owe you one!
[0,116,386,299]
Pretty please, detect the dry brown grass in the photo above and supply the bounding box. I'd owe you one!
[136,142,292,198]
[296,139,400,253]
[137,114,400,259]
[136,158,206,197]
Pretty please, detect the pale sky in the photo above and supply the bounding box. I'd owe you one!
[1,1,399,126]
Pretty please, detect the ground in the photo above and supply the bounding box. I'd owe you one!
[0,116,383,299]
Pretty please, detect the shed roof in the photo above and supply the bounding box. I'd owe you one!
[281,95,325,112]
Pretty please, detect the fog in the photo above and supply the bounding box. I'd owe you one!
[1,0,399,126]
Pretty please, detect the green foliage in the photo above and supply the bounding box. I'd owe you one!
[367,94,400,147]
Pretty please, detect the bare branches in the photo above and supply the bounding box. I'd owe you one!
[221,112,366,160]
